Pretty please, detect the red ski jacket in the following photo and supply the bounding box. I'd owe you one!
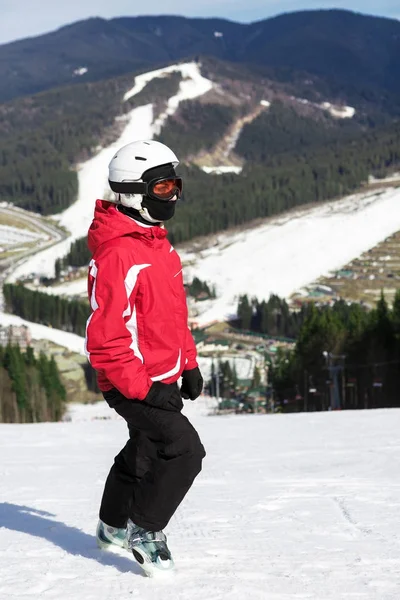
[85,200,198,400]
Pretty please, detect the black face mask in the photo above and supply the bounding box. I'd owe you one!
[141,197,176,221]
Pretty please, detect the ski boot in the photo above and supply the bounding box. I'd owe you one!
[127,519,174,576]
[96,519,128,553]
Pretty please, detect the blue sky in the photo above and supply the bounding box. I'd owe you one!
[1,0,399,45]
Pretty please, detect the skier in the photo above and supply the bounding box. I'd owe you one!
[85,140,206,576]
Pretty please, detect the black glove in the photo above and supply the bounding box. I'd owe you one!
[180,367,203,401]
[144,382,183,412]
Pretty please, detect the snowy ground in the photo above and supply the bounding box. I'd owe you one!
[1,402,400,599]
[35,278,88,298]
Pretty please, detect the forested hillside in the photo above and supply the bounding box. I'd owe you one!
[270,292,400,411]
[55,238,92,278]
[231,290,400,411]
[157,101,239,159]
[3,8,400,426]
[3,284,89,337]
[167,120,400,244]
[1,38,398,234]
[50,107,400,269]
[0,344,65,423]
[235,101,358,162]
[0,71,181,213]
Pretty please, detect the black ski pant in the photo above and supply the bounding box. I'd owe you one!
[99,385,206,532]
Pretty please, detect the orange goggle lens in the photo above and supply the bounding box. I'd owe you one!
[150,178,183,200]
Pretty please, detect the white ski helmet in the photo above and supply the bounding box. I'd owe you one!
[107,140,180,222]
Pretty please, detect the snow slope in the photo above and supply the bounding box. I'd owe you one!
[123,62,213,135]
[201,166,243,175]
[183,186,400,325]
[2,403,400,599]
[0,224,43,248]
[292,96,356,119]
[0,312,85,355]
[9,63,213,281]
[27,183,400,331]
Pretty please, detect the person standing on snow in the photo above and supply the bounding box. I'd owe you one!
[85,140,205,575]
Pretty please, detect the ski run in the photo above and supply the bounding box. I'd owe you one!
[9,62,213,282]
[2,400,400,598]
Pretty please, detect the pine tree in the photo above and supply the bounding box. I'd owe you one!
[251,366,261,389]
[0,344,66,423]
[237,295,253,330]
[4,344,27,421]
[392,289,400,337]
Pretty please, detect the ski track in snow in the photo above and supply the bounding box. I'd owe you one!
[8,62,213,282]
[2,402,400,598]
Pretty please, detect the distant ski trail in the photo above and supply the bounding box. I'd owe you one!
[9,62,213,281]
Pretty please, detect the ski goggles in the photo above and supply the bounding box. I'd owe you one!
[109,177,183,201]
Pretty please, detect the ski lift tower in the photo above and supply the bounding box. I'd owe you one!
[323,351,346,410]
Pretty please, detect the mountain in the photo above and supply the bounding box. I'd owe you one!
[1,55,400,245]
[0,10,400,112]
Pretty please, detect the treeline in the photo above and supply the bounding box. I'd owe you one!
[3,284,89,337]
[157,101,238,159]
[4,276,217,334]
[0,344,66,423]
[205,360,238,399]
[271,292,400,412]
[0,71,181,214]
[236,294,306,339]
[55,237,92,277]
[235,101,358,163]
[187,277,216,299]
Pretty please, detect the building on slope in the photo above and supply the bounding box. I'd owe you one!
[0,325,31,348]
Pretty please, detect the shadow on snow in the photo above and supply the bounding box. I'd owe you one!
[0,502,142,575]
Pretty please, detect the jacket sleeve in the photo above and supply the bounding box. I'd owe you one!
[85,249,152,400]
[185,326,198,371]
